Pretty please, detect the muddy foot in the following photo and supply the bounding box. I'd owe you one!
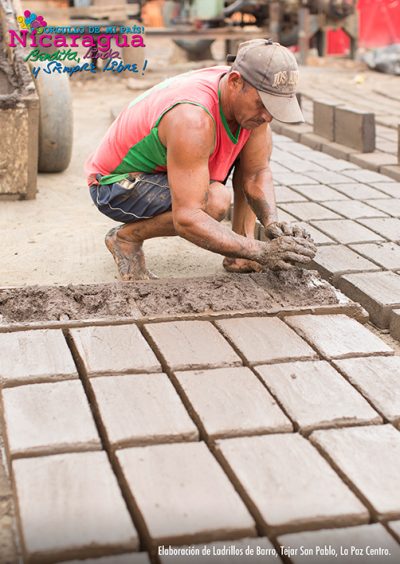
[222,257,264,273]
[105,227,157,281]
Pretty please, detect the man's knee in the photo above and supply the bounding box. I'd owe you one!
[207,182,231,221]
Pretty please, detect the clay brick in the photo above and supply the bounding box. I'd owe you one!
[276,209,298,224]
[316,158,361,172]
[64,555,150,564]
[380,165,400,182]
[358,217,400,241]
[256,361,381,433]
[215,434,368,535]
[293,222,336,245]
[310,245,380,283]
[310,219,384,244]
[285,314,393,359]
[70,324,161,376]
[321,200,387,219]
[160,538,279,563]
[334,357,400,426]
[390,309,400,341]
[279,202,340,221]
[338,271,400,328]
[290,184,350,202]
[272,172,319,186]
[275,186,306,203]
[388,521,400,543]
[322,141,358,160]
[350,242,400,270]
[364,182,400,197]
[313,100,338,141]
[350,151,398,172]
[367,198,400,217]
[144,321,241,371]
[116,442,255,547]
[13,452,138,561]
[174,367,292,439]
[215,317,317,365]
[334,107,375,153]
[342,169,392,183]
[2,380,100,458]
[91,374,198,448]
[330,183,390,200]
[311,425,400,519]
[304,171,354,185]
[278,523,400,563]
[0,329,77,386]
[299,132,325,150]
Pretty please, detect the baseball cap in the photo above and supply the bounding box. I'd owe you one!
[229,39,304,124]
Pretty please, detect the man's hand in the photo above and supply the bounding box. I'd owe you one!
[265,221,313,241]
[256,236,317,271]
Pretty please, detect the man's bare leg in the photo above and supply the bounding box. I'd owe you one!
[106,182,230,280]
[223,165,264,273]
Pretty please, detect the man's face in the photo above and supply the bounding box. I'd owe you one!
[232,79,273,130]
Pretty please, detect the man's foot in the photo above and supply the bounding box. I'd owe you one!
[105,227,157,281]
[222,257,264,273]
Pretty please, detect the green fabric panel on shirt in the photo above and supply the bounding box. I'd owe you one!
[218,88,241,144]
[99,101,215,185]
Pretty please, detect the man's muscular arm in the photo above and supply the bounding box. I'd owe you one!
[159,105,315,268]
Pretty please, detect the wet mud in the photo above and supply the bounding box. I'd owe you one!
[0,270,340,323]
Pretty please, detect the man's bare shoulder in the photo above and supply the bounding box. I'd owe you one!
[159,103,215,150]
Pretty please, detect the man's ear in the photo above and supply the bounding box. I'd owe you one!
[227,70,245,91]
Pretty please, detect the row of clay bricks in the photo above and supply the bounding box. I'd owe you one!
[271,115,400,182]
[1,315,400,561]
[250,136,400,339]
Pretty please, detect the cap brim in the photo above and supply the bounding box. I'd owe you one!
[259,91,304,124]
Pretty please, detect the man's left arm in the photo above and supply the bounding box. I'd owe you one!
[239,123,310,239]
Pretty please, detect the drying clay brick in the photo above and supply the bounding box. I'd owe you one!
[285,314,393,359]
[387,521,400,543]
[334,108,375,153]
[255,361,381,433]
[313,100,338,141]
[116,442,256,547]
[279,202,341,221]
[310,220,384,245]
[315,158,360,173]
[63,555,151,564]
[350,242,400,270]
[330,183,390,200]
[2,380,100,458]
[367,198,400,217]
[342,169,392,183]
[272,172,319,186]
[321,200,387,219]
[278,523,400,563]
[290,184,350,201]
[90,374,198,448]
[299,132,325,150]
[215,434,368,535]
[0,329,77,386]
[275,186,307,203]
[276,209,298,224]
[321,141,358,161]
[69,324,161,376]
[293,222,336,246]
[305,171,355,185]
[13,451,138,561]
[350,152,398,172]
[310,245,380,283]
[160,537,280,563]
[338,271,400,328]
[358,217,400,242]
[173,366,292,439]
[311,424,400,518]
[144,321,241,370]
[334,356,400,425]
[390,309,400,341]
[215,317,317,365]
[367,182,400,198]
[381,165,400,182]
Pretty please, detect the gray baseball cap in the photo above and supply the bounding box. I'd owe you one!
[230,39,304,124]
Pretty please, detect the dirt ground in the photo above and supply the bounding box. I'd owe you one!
[1,38,399,288]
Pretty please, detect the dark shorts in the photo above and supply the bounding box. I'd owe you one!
[90,172,172,223]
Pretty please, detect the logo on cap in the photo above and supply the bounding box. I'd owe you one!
[272,70,299,89]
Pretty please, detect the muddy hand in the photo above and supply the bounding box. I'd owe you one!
[265,221,313,241]
[257,235,317,271]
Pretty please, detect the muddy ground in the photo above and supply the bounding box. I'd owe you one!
[0,270,340,322]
